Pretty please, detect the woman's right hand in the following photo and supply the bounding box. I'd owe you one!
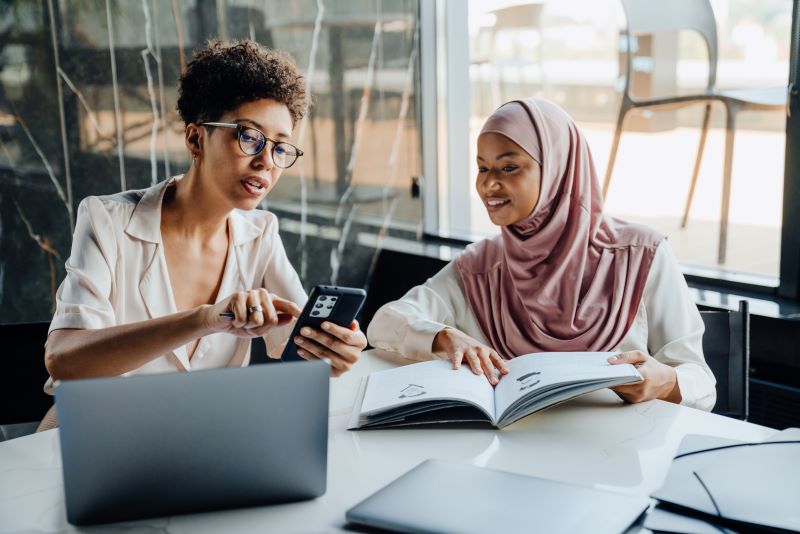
[432,327,509,385]
[200,289,302,338]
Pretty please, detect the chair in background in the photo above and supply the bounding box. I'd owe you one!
[700,300,750,420]
[249,336,278,365]
[471,3,547,111]
[361,248,448,336]
[604,0,787,265]
[0,322,53,441]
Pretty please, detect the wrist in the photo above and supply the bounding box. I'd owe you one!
[432,328,451,353]
[662,367,682,404]
[193,305,216,335]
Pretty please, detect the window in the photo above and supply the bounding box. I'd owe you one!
[422,0,798,299]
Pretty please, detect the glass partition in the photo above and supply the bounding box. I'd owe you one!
[0,0,422,323]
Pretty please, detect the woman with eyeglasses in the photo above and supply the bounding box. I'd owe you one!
[41,40,366,428]
[367,98,716,411]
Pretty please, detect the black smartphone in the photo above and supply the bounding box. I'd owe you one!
[281,285,367,362]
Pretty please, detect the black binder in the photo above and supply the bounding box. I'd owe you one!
[648,429,800,533]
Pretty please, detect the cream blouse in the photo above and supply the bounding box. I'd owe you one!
[367,240,717,411]
[45,177,307,394]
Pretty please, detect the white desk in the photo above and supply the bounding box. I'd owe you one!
[0,350,776,533]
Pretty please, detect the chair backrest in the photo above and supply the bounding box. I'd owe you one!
[249,336,276,365]
[491,4,545,31]
[361,249,449,334]
[0,322,53,425]
[620,0,718,91]
[700,301,749,420]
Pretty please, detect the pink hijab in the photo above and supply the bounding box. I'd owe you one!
[456,98,664,359]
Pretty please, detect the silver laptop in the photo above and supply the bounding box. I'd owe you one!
[346,460,650,534]
[55,361,329,525]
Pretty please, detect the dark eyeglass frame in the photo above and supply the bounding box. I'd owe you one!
[199,122,303,169]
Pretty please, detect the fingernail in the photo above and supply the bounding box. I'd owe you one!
[295,337,304,344]
[322,322,331,330]
[608,355,617,362]
[301,328,311,335]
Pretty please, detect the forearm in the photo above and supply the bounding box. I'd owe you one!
[367,301,447,359]
[45,306,212,380]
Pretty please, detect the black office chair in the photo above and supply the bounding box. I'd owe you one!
[0,322,53,441]
[700,301,749,420]
[249,336,277,365]
[361,249,449,333]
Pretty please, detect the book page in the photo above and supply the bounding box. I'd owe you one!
[359,359,497,422]
[494,352,640,418]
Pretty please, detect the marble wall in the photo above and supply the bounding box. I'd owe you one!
[0,0,422,323]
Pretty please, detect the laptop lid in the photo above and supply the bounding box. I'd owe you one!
[346,460,649,534]
[55,361,329,525]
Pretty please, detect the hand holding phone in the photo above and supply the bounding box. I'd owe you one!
[281,285,367,362]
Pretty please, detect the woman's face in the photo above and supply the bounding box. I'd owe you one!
[190,98,295,211]
[476,132,542,226]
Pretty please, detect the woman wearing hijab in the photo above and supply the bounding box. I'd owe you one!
[367,98,715,411]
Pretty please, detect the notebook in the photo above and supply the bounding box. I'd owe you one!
[349,352,641,429]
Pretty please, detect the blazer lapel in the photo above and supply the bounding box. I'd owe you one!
[138,243,190,371]
[227,210,263,290]
[131,178,191,371]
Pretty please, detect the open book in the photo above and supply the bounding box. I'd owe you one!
[348,352,642,429]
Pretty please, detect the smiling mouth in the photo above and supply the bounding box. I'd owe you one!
[486,198,511,208]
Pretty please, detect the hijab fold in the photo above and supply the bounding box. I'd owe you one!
[456,98,664,359]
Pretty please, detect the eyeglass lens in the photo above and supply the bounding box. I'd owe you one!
[239,127,299,168]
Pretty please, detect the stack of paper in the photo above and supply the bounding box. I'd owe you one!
[646,428,800,533]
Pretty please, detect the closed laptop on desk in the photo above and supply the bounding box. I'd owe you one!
[346,460,650,534]
[55,361,329,525]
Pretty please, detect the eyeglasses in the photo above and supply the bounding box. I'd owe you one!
[199,122,303,169]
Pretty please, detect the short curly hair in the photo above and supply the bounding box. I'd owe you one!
[177,39,310,127]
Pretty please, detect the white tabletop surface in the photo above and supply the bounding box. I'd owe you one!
[0,349,777,533]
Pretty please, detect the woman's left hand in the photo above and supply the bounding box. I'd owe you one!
[607,351,682,404]
[294,320,367,377]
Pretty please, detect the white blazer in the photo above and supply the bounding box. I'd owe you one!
[45,177,307,393]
